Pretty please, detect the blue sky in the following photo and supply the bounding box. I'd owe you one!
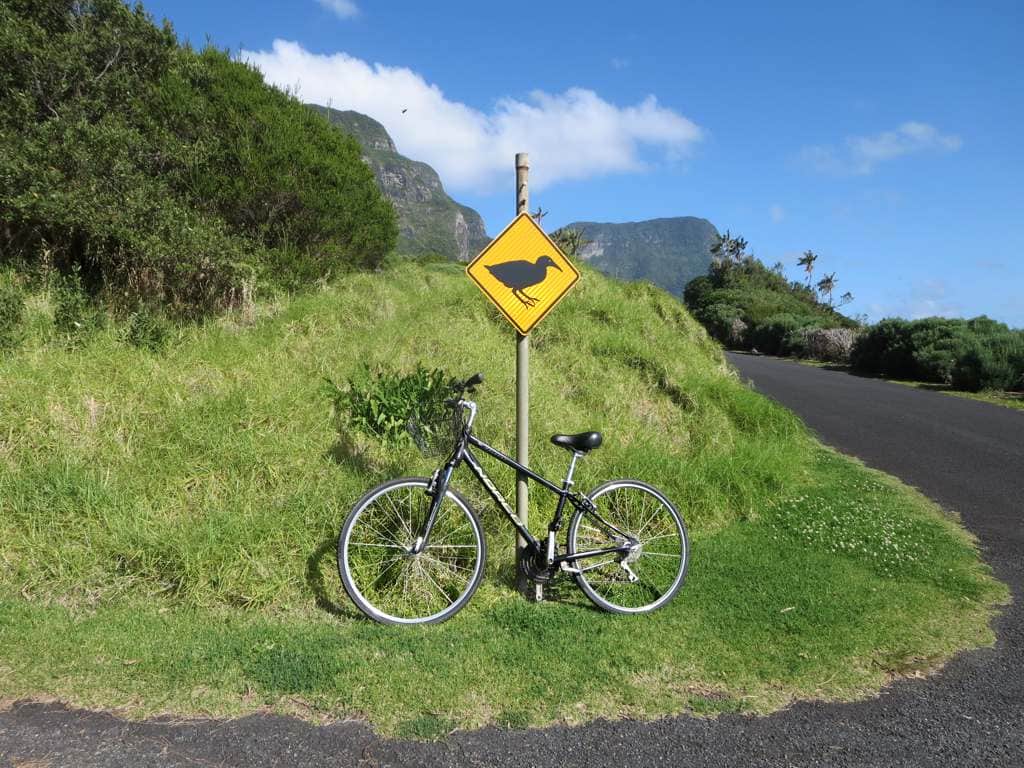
[148,0,1023,326]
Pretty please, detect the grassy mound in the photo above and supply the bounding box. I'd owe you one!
[0,263,1006,736]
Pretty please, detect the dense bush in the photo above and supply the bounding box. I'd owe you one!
[851,316,1024,391]
[697,302,746,346]
[0,0,397,316]
[749,314,819,356]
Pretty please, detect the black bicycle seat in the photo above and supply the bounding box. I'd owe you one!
[550,431,603,453]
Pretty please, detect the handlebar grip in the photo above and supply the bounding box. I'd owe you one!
[465,372,484,388]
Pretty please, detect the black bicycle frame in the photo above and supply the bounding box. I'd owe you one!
[418,419,633,567]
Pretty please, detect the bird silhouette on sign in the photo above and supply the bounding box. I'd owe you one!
[486,256,562,307]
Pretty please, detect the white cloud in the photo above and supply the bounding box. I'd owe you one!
[869,279,964,321]
[801,122,962,175]
[316,0,358,19]
[769,203,785,223]
[240,40,702,192]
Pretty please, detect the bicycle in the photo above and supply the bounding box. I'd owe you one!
[337,373,689,625]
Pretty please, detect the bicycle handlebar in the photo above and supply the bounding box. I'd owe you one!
[452,372,484,393]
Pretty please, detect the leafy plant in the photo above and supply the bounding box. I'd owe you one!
[684,233,857,352]
[749,314,819,356]
[328,364,453,446]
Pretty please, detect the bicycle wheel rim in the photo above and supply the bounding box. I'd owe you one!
[571,481,688,614]
[340,480,484,624]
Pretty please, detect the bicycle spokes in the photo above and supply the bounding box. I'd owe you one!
[571,483,687,613]
[341,481,484,623]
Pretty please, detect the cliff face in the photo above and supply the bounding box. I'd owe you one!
[307,105,490,261]
[557,217,719,297]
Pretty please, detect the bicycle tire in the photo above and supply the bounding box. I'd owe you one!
[338,477,486,625]
[567,479,689,614]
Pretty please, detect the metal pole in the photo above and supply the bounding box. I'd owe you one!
[514,153,541,601]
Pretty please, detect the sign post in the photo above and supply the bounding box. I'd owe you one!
[464,153,581,601]
[514,154,534,600]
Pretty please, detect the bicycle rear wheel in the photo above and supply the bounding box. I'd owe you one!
[568,480,688,614]
[338,477,486,625]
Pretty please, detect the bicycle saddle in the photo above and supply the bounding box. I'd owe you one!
[550,431,603,453]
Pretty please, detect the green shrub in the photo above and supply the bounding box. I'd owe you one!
[749,314,818,356]
[125,307,172,352]
[0,274,26,351]
[0,0,397,315]
[683,254,856,345]
[850,319,914,377]
[951,337,1024,392]
[697,302,746,346]
[852,316,1024,391]
[327,364,453,446]
[52,270,103,342]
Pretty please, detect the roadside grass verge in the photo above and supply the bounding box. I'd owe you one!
[788,356,1024,412]
[887,380,1024,412]
[0,263,1007,736]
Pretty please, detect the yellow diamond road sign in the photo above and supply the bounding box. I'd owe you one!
[466,212,581,335]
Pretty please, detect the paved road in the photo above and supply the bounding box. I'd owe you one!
[3,354,1022,767]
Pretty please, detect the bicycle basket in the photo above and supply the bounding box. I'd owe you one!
[407,403,464,458]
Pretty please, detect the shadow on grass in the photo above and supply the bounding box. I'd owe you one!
[306,537,360,618]
[324,431,372,474]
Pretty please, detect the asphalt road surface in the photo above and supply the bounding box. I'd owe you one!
[2,354,1022,767]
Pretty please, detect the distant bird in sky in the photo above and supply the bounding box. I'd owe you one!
[486,256,561,307]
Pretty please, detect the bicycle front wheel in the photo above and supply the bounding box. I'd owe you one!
[568,480,688,614]
[338,477,486,625]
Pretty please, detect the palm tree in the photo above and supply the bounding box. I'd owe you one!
[710,230,748,265]
[838,291,854,308]
[816,272,837,306]
[552,227,589,258]
[797,250,818,287]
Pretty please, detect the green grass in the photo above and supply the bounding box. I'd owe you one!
[0,263,1007,736]
[889,380,1024,411]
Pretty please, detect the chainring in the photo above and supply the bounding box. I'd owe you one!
[518,543,558,584]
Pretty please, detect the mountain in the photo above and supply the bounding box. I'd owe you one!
[307,105,490,261]
[557,217,719,297]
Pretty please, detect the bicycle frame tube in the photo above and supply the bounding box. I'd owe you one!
[461,446,538,549]
[417,411,633,563]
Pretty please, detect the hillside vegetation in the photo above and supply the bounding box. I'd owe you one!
[0,0,396,315]
[684,244,857,359]
[0,262,1004,734]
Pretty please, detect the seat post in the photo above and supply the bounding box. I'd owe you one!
[563,450,583,489]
